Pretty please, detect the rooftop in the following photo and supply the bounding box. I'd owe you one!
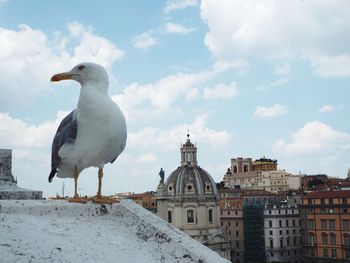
[304,190,350,199]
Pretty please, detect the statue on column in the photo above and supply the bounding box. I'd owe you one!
[159,168,165,184]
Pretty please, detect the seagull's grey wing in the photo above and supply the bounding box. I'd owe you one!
[48,110,78,182]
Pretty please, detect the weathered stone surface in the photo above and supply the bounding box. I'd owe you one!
[0,199,230,263]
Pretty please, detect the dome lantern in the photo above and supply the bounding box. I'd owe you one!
[180,133,197,166]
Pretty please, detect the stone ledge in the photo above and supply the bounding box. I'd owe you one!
[0,199,230,263]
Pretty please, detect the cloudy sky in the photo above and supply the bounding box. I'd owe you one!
[0,0,349,197]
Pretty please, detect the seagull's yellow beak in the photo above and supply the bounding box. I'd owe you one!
[51,72,74,82]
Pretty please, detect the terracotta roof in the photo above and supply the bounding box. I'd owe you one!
[304,190,350,199]
[218,188,277,196]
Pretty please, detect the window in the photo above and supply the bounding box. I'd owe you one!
[329,220,336,231]
[293,236,297,245]
[269,220,272,227]
[243,164,248,172]
[287,237,290,246]
[286,220,289,227]
[322,233,328,244]
[330,233,336,245]
[293,219,295,226]
[329,198,333,205]
[236,242,239,249]
[321,199,325,205]
[208,209,213,223]
[308,220,315,229]
[236,231,239,237]
[187,210,194,223]
[323,248,328,257]
[331,249,337,258]
[329,208,334,214]
[236,221,238,227]
[280,239,283,248]
[346,249,350,259]
[344,234,350,247]
[343,220,349,230]
[270,239,274,249]
[343,197,348,204]
[279,220,282,227]
[168,211,172,223]
[321,219,327,230]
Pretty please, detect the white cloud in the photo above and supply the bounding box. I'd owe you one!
[200,0,350,77]
[203,81,239,100]
[132,32,158,49]
[254,104,288,118]
[185,88,199,101]
[255,78,289,91]
[136,153,158,164]
[112,63,232,122]
[129,113,232,152]
[0,111,68,149]
[0,22,124,109]
[309,54,350,78]
[273,61,291,76]
[272,121,350,155]
[165,0,198,13]
[318,105,335,113]
[164,22,195,34]
[0,0,7,7]
[318,104,344,113]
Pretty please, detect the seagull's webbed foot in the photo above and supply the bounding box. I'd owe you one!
[92,196,118,205]
[69,196,90,204]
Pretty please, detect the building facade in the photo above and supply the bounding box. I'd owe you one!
[156,135,230,260]
[264,203,303,263]
[223,157,301,193]
[301,190,350,263]
[126,192,157,212]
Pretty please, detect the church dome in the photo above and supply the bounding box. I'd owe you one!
[165,134,218,196]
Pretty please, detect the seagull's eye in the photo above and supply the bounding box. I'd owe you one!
[78,65,85,71]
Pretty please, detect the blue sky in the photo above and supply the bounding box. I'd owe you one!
[0,0,349,197]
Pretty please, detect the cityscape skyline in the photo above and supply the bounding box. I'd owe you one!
[0,1,349,197]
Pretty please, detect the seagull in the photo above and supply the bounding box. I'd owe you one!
[48,62,127,204]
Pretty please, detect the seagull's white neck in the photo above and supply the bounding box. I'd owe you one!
[81,81,109,96]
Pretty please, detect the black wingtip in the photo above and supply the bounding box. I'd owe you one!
[48,169,57,183]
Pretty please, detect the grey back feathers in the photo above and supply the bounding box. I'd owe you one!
[48,110,78,182]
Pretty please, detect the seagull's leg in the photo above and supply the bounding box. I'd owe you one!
[69,165,88,203]
[74,165,79,197]
[97,167,103,197]
[92,168,118,205]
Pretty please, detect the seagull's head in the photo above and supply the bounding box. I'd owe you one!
[51,62,109,87]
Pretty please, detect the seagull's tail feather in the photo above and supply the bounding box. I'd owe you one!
[48,169,57,183]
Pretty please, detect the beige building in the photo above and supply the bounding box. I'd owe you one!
[224,157,301,193]
[156,135,230,260]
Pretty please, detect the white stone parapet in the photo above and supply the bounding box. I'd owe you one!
[0,199,230,263]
